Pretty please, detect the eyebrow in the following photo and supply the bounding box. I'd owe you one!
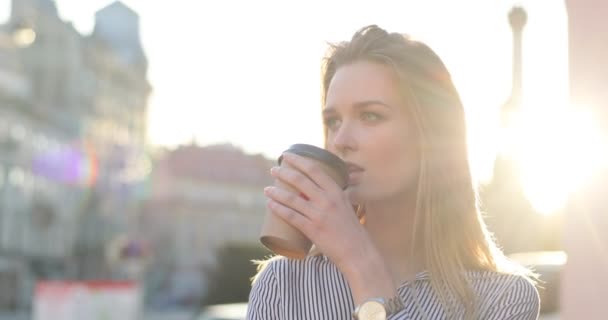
[322,100,393,115]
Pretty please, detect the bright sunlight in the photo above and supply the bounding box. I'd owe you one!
[513,104,606,215]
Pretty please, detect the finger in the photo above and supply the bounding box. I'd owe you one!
[266,199,311,235]
[264,186,314,219]
[270,165,323,201]
[279,152,343,193]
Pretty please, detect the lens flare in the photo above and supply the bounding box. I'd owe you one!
[515,105,606,214]
[32,141,98,187]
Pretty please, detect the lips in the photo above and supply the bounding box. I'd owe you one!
[344,162,364,174]
[344,162,364,186]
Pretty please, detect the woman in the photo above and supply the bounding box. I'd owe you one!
[247,25,539,320]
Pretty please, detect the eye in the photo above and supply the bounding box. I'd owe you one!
[323,117,341,131]
[361,112,382,122]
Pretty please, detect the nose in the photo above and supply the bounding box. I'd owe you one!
[328,122,357,156]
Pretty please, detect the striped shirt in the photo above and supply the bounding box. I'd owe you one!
[247,255,539,319]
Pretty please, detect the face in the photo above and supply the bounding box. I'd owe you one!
[323,60,420,206]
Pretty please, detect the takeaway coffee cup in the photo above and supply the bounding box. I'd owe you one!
[260,144,349,259]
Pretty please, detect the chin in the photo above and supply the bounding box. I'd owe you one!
[346,184,404,206]
[345,185,370,206]
[344,187,360,205]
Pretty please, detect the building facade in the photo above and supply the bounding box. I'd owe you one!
[562,1,608,318]
[140,143,273,308]
[0,0,150,310]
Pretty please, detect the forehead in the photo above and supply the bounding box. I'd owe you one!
[325,60,402,108]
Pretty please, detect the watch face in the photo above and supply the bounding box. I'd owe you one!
[358,300,387,320]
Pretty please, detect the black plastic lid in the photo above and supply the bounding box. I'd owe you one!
[278,144,348,188]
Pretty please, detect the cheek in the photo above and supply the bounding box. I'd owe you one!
[369,129,419,184]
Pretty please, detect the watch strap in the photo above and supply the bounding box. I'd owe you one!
[385,295,405,316]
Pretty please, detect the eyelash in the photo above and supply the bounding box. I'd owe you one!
[323,112,383,130]
[361,112,382,121]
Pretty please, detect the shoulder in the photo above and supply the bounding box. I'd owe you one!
[467,269,538,297]
[469,270,539,318]
[250,255,328,318]
[252,255,333,285]
[259,254,329,270]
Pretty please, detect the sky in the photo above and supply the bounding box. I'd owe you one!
[1,0,576,211]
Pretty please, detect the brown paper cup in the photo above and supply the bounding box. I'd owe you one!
[260,144,348,259]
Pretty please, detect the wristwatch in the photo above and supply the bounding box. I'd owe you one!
[352,296,404,320]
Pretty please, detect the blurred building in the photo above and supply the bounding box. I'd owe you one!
[0,0,150,310]
[563,1,608,318]
[139,143,273,308]
[480,6,561,255]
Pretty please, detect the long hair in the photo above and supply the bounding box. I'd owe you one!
[319,25,532,319]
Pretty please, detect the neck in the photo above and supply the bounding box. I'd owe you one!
[362,194,425,286]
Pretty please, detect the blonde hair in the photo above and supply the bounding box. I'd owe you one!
[254,25,534,319]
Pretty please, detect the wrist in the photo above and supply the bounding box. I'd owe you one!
[340,241,396,305]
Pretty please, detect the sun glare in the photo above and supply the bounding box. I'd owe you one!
[515,104,606,215]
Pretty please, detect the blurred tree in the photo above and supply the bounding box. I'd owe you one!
[202,242,271,306]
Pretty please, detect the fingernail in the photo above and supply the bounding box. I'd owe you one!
[270,167,279,175]
[264,186,273,194]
